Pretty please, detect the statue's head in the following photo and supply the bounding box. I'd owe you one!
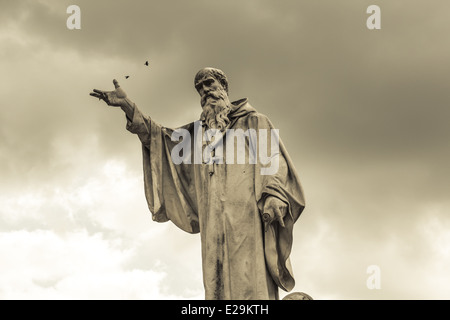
[194,67,229,95]
[195,67,231,132]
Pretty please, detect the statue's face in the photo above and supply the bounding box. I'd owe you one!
[197,74,231,132]
[195,75,224,98]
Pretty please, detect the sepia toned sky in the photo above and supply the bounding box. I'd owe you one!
[1,0,450,299]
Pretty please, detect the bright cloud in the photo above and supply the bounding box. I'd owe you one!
[0,229,201,299]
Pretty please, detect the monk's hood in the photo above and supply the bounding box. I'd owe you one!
[229,98,257,119]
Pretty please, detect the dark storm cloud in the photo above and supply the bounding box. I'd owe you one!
[2,0,449,217]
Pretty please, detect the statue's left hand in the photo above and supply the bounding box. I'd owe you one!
[262,196,288,231]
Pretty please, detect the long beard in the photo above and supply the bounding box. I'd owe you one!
[200,89,231,132]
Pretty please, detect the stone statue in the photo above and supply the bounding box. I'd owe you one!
[90,67,306,300]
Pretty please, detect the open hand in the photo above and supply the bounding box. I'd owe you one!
[90,79,127,107]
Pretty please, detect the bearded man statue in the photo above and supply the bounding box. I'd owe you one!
[90,67,306,300]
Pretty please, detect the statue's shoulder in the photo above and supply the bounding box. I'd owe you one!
[234,101,266,120]
[242,101,279,128]
[244,110,272,129]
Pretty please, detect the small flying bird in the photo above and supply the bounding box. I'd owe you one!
[144,60,149,66]
[125,76,130,79]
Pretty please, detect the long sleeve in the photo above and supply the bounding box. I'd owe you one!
[123,102,200,234]
[123,99,152,147]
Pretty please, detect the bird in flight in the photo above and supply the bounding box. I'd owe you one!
[123,61,149,80]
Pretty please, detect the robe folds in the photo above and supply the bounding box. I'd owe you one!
[126,98,305,300]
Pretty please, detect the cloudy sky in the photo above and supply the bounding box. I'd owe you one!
[1,0,450,300]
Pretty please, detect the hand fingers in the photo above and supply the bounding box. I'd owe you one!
[113,79,120,89]
[264,221,270,233]
[274,207,285,228]
[90,91,107,99]
[90,92,110,105]
[90,92,103,99]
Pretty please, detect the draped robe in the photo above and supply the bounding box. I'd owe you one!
[125,98,305,300]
